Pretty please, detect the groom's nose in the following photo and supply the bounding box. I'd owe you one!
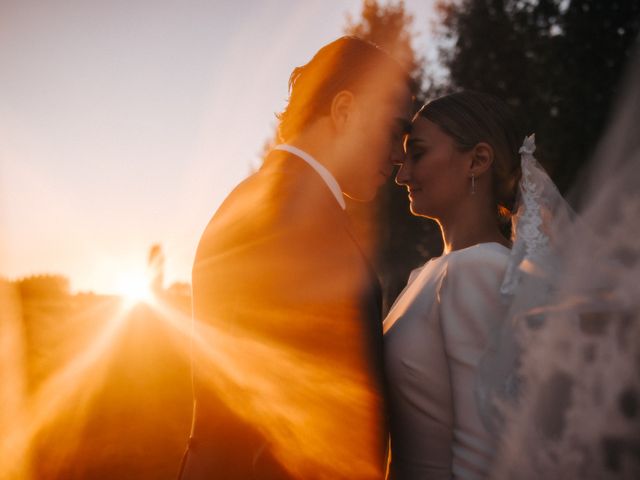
[389,140,405,166]
[395,161,410,186]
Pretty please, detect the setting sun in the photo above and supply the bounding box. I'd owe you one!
[115,273,154,305]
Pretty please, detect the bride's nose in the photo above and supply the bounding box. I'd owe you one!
[395,161,411,186]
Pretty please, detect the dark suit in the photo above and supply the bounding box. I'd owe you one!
[178,150,387,479]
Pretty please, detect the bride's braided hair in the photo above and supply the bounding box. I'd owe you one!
[418,91,523,224]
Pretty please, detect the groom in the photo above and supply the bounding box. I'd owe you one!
[178,36,412,480]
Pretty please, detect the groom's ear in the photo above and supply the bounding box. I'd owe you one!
[330,90,356,132]
[470,142,494,176]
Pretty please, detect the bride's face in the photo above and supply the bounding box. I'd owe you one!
[396,117,471,219]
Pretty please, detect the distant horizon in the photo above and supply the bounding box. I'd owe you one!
[6,270,192,295]
[7,247,195,296]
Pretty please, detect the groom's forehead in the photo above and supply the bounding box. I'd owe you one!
[396,117,413,135]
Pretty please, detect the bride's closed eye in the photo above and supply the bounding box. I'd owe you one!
[409,148,426,161]
[406,137,428,160]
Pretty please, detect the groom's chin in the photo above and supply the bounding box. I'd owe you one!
[343,180,386,203]
[344,188,377,203]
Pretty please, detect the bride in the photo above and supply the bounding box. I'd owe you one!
[384,45,640,479]
[383,91,523,479]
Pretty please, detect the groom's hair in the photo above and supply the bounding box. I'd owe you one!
[276,36,411,142]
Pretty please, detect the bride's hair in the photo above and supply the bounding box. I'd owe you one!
[418,91,523,223]
[276,36,411,142]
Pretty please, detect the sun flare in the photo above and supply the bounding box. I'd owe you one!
[115,273,154,305]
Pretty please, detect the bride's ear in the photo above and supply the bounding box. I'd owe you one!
[470,142,494,176]
[330,90,356,132]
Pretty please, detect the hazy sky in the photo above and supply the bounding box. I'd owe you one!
[1,0,438,293]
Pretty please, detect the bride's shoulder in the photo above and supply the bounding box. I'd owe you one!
[434,243,511,310]
[441,242,510,281]
[406,264,427,285]
[406,243,509,293]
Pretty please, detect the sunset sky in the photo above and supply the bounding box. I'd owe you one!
[1,0,437,294]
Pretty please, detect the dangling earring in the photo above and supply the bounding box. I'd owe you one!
[471,174,476,195]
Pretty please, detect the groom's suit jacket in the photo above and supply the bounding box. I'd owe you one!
[178,150,388,480]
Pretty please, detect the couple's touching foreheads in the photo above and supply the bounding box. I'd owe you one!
[178,35,529,480]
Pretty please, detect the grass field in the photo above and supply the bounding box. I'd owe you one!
[4,286,194,479]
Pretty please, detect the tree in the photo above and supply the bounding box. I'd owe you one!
[434,0,640,193]
[17,274,70,300]
[147,243,165,295]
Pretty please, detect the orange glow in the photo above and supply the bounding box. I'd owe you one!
[0,280,33,480]
[151,296,385,479]
[2,298,130,470]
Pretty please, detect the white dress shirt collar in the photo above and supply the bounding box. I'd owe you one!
[273,144,346,210]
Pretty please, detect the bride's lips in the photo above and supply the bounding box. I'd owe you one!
[408,187,422,198]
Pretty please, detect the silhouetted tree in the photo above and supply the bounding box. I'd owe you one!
[346,0,427,103]
[17,274,70,300]
[434,0,640,193]
[147,244,165,295]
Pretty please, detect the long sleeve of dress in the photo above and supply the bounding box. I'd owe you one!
[437,248,510,479]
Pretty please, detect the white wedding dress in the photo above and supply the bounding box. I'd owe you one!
[384,242,510,480]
